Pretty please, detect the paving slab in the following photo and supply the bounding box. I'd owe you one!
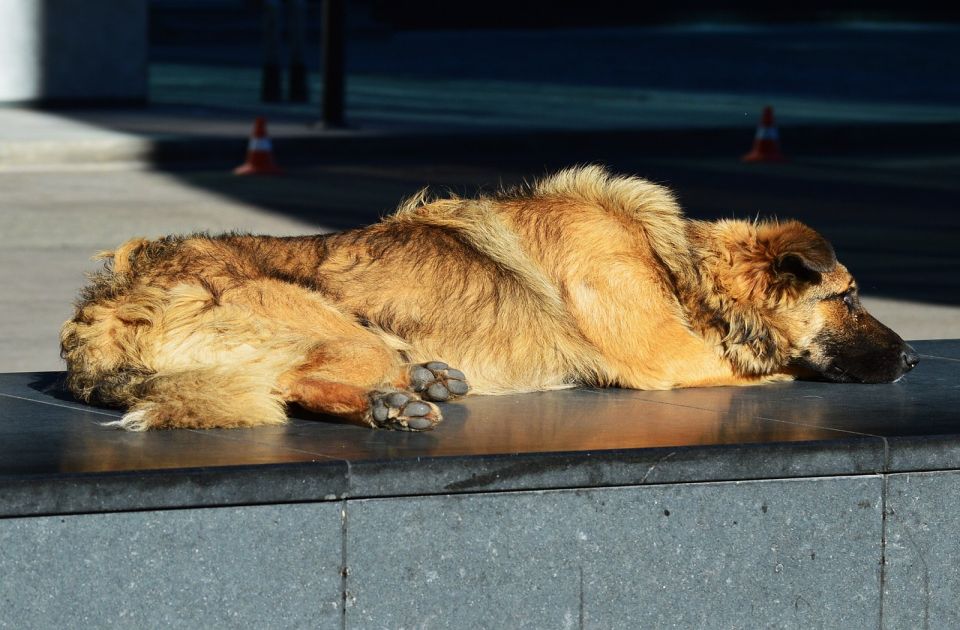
[884,470,960,630]
[346,477,883,629]
[0,503,343,629]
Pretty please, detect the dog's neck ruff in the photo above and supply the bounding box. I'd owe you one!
[678,229,792,377]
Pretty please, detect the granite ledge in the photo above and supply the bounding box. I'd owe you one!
[0,436,892,518]
[0,461,348,519]
[344,438,888,499]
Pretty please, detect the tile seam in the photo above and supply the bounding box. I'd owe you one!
[879,471,889,629]
[0,392,121,418]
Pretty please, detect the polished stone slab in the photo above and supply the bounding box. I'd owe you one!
[630,340,960,440]
[0,388,349,517]
[346,476,883,629]
[0,502,343,628]
[0,340,956,516]
[883,470,960,629]
[915,338,960,360]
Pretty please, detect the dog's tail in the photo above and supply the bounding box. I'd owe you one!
[62,312,288,430]
[62,313,286,430]
[102,367,287,431]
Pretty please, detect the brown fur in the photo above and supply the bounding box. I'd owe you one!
[60,166,914,431]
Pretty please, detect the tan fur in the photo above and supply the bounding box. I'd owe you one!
[60,165,897,430]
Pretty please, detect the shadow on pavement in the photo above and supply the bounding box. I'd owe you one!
[159,131,960,306]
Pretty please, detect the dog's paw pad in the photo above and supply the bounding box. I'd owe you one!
[426,382,450,401]
[447,378,469,395]
[409,362,470,401]
[410,367,435,390]
[369,390,441,431]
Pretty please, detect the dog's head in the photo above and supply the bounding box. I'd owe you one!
[698,219,917,383]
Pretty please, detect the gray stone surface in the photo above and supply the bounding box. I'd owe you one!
[0,459,349,519]
[884,470,960,629]
[346,439,887,499]
[346,476,883,629]
[886,435,960,475]
[0,502,343,628]
[916,339,960,360]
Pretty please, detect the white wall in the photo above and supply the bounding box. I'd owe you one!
[0,0,148,103]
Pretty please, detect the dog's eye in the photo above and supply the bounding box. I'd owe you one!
[826,290,857,312]
[842,291,857,311]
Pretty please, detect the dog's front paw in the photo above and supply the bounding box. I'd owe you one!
[368,390,441,431]
[408,361,470,402]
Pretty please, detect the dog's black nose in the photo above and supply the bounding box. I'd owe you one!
[901,344,920,371]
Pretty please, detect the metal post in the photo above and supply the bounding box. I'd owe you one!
[321,0,345,127]
[287,0,309,102]
[261,0,282,102]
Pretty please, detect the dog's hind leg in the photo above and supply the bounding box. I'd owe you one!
[144,277,465,430]
[286,378,442,430]
[109,366,288,431]
[277,337,452,430]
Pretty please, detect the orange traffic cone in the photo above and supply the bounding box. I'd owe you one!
[234,117,283,175]
[742,106,786,163]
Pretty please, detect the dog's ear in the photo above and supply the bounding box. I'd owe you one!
[772,251,828,285]
[760,221,836,288]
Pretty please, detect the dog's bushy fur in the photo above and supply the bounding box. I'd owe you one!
[61,166,913,431]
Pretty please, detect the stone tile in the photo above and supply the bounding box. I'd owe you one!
[0,503,343,628]
[883,470,960,629]
[913,339,960,361]
[0,392,349,518]
[0,371,888,467]
[632,355,960,446]
[346,476,883,629]
[886,435,960,474]
[0,377,344,477]
[0,460,348,519]
[347,438,886,498]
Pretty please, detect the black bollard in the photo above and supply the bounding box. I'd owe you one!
[261,0,283,103]
[287,0,309,102]
[321,0,345,127]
